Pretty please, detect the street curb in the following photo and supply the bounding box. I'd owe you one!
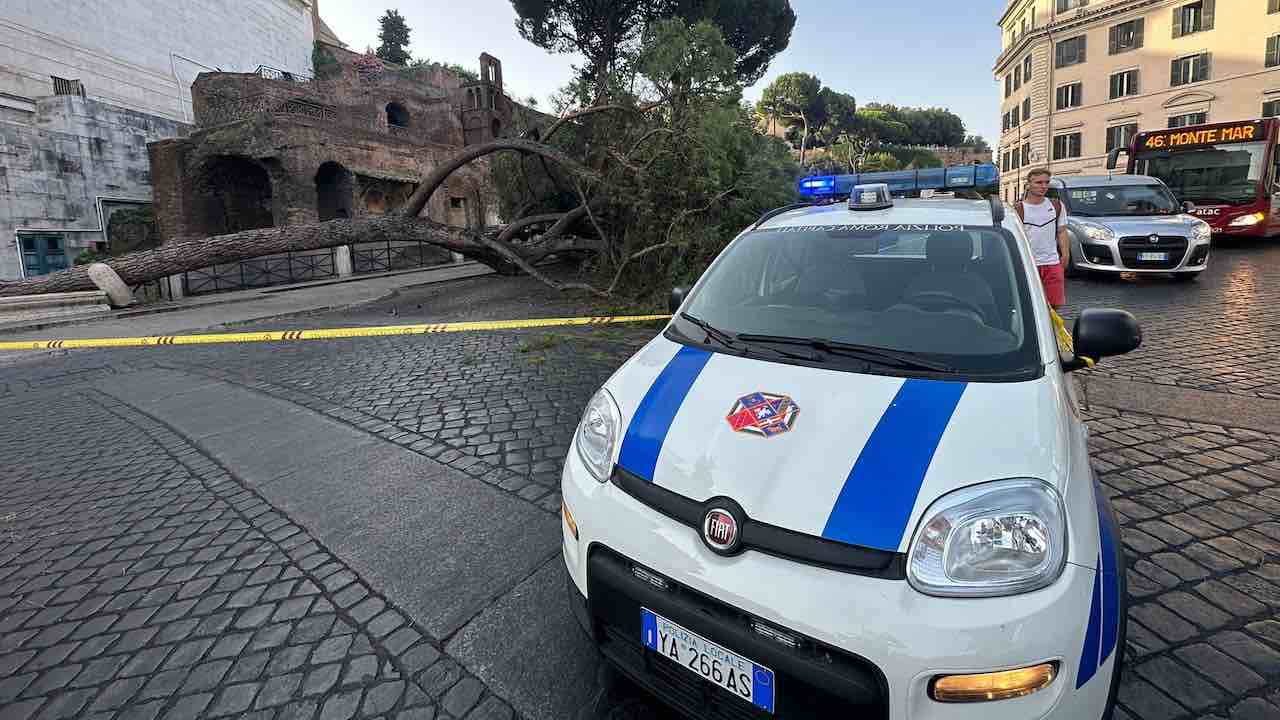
[1079,374,1280,434]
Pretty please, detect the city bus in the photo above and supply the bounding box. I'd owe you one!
[797,163,1000,200]
[1107,118,1280,237]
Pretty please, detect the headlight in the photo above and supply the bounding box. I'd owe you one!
[575,388,621,482]
[1191,221,1212,243]
[1073,220,1116,243]
[908,479,1066,598]
[1229,212,1265,227]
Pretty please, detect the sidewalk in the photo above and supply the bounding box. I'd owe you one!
[0,262,493,342]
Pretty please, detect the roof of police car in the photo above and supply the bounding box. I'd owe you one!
[756,198,999,230]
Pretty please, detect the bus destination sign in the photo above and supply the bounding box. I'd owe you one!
[1140,121,1265,150]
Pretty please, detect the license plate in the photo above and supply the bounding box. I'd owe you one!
[1138,252,1168,261]
[641,608,775,713]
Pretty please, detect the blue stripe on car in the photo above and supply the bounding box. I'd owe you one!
[617,345,714,481]
[1076,553,1103,689]
[821,379,967,552]
[1097,497,1120,664]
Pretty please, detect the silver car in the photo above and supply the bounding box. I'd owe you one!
[1049,174,1213,281]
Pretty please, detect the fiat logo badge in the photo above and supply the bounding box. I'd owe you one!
[1148,234,1160,244]
[702,508,739,553]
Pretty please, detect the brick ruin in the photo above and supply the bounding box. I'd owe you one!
[147,48,539,265]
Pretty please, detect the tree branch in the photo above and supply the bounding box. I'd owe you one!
[541,99,667,143]
[606,187,736,295]
[400,138,602,219]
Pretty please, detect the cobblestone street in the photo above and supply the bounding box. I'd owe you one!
[3,243,1280,719]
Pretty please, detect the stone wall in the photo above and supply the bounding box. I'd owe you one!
[148,115,493,245]
[0,96,188,279]
[0,0,315,123]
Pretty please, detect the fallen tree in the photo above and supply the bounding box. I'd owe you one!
[0,20,799,301]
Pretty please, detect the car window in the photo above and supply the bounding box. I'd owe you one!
[1060,184,1180,217]
[676,224,1042,379]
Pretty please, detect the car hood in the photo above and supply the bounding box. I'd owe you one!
[607,336,1069,554]
[1070,213,1199,236]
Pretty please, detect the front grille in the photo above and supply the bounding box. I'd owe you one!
[1117,235,1188,269]
[588,545,889,719]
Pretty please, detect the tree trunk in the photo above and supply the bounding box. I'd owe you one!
[0,216,600,297]
[799,114,809,167]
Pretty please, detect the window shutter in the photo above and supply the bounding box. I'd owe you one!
[1201,52,1211,82]
[1132,70,1140,94]
[1110,74,1120,99]
[1135,18,1145,48]
[1269,36,1279,68]
[1272,0,1280,14]
[1202,0,1214,31]
[1079,36,1086,63]
[1172,7,1183,38]
[1109,25,1119,54]
[1171,58,1181,86]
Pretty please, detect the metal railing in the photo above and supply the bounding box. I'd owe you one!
[351,240,451,275]
[182,250,336,295]
[129,278,173,304]
[255,65,312,84]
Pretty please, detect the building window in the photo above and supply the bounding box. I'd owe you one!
[1056,82,1083,110]
[1052,133,1082,160]
[385,102,410,128]
[1109,69,1140,99]
[1264,99,1280,117]
[1014,65,1022,90]
[1168,112,1208,128]
[1172,1,1214,38]
[19,234,69,277]
[1271,0,1280,14]
[1109,19,1144,54]
[1055,35,1087,68]
[1268,35,1280,68]
[1170,53,1211,86]
[1012,147,1021,170]
[1106,123,1138,152]
[1021,142,1031,167]
[1022,97,1031,120]
[1002,152,1010,172]
[51,76,85,97]
[1011,105,1020,127]
[1023,54,1033,82]
[1056,0,1088,11]
[1005,74,1013,98]
[449,197,465,209]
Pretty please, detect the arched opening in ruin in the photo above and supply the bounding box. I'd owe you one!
[490,119,502,138]
[192,156,274,236]
[386,102,410,128]
[315,161,354,221]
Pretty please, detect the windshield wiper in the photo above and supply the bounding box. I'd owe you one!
[736,334,956,373]
[679,312,738,349]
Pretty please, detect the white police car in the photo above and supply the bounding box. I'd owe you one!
[561,184,1140,719]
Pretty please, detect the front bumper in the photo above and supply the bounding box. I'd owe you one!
[562,451,1118,720]
[1072,234,1209,274]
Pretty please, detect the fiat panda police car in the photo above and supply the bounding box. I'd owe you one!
[560,184,1141,719]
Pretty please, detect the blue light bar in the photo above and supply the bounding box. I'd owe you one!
[796,163,999,198]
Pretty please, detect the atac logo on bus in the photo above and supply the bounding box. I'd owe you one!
[726,392,800,437]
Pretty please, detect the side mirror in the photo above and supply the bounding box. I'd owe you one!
[1064,308,1142,371]
[668,286,688,314]
[1181,200,1196,213]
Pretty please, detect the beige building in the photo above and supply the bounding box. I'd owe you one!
[995,0,1280,201]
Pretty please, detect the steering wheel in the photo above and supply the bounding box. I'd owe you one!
[901,290,989,324]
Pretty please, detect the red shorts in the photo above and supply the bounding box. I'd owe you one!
[1037,263,1066,307]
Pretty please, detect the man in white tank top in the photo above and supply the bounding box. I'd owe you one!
[1013,168,1070,309]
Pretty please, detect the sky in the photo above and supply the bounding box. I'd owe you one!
[319,0,1007,144]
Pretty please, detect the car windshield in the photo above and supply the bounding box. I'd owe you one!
[1136,142,1267,206]
[674,223,1042,379]
[1057,184,1180,217]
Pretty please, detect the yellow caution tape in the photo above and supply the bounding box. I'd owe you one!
[0,314,673,352]
[1050,309,1094,369]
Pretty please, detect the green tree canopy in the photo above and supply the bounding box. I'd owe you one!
[376,9,413,66]
[674,0,794,85]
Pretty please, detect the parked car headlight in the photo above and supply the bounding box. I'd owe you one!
[1073,220,1117,243]
[908,479,1066,598]
[1229,212,1265,227]
[575,388,621,482]
[1191,220,1212,243]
